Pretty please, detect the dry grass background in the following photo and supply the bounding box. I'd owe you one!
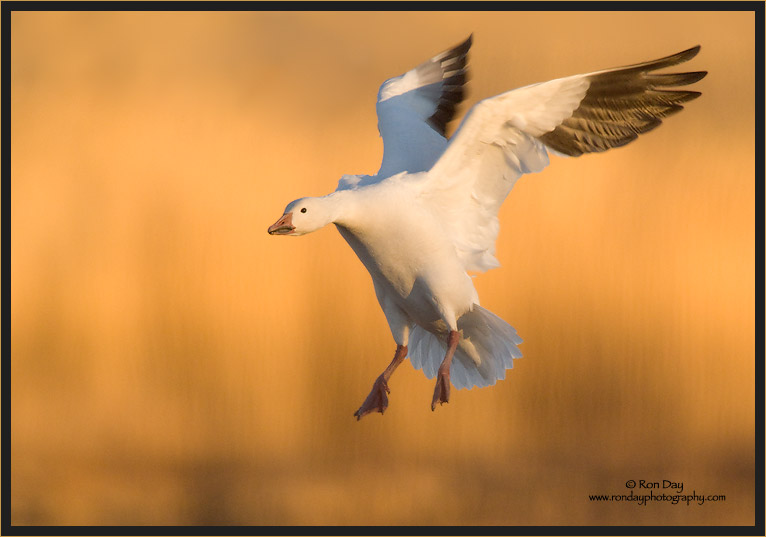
[10,10,755,526]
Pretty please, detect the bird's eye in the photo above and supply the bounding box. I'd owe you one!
[301,208,307,213]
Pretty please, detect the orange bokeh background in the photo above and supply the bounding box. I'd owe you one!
[11,10,755,525]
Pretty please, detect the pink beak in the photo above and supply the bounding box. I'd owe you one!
[268,212,295,235]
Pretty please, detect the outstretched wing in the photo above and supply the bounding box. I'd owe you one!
[425,45,706,272]
[374,35,472,179]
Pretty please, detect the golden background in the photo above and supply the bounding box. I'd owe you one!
[11,11,755,525]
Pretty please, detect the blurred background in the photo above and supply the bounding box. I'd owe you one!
[11,10,755,526]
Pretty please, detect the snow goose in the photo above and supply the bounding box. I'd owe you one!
[267,35,706,419]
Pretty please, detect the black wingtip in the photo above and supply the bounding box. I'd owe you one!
[659,45,703,68]
[452,33,473,57]
[619,44,704,74]
[674,44,702,63]
[645,70,708,87]
[684,70,708,84]
[427,34,473,136]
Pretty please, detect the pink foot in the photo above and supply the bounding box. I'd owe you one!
[431,330,458,411]
[354,375,390,420]
[431,372,451,411]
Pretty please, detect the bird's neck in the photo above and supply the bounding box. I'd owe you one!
[320,189,358,229]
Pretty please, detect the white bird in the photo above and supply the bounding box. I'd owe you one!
[267,36,706,419]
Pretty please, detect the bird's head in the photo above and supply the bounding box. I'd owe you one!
[267,196,335,237]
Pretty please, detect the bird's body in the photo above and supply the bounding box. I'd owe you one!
[268,36,706,418]
[332,174,479,339]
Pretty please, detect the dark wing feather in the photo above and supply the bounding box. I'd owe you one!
[427,35,472,136]
[540,46,707,156]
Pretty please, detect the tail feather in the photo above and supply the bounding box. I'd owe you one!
[408,305,523,390]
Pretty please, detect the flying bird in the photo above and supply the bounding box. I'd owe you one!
[267,36,706,420]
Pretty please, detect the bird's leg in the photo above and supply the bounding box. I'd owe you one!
[431,330,460,411]
[354,344,408,420]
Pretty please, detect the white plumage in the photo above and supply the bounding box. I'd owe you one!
[268,36,706,418]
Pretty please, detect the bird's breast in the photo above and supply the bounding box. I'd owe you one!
[334,223,419,297]
[334,216,477,327]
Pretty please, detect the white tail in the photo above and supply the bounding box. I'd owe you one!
[408,305,523,389]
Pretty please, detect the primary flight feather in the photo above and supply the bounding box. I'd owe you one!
[267,35,706,419]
